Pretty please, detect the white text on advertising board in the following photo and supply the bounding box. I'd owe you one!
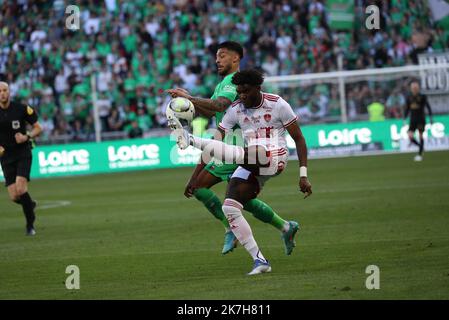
[390,122,445,141]
[318,128,372,147]
[38,150,90,174]
[108,144,160,169]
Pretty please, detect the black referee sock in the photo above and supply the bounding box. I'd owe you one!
[410,138,420,146]
[419,139,424,155]
[14,199,22,205]
[19,192,35,228]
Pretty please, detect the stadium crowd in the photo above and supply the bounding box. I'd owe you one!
[0,0,448,143]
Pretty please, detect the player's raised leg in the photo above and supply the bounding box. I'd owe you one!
[171,127,301,254]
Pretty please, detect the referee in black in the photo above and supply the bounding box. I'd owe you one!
[0,81,42,235]
[404,80,433,162]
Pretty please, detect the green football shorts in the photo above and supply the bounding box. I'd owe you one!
[204,161,239,182]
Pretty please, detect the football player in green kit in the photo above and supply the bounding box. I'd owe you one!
[167,41,299,255]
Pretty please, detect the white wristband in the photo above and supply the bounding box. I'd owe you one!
[300,166,307,178]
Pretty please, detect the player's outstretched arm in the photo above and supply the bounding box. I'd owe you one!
[286,121,312,198]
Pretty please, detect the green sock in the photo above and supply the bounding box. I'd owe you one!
[244,199,287,231]
[193,188,229,229]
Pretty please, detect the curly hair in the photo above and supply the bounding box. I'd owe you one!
[217,41,244,59]
[231,69,264,86]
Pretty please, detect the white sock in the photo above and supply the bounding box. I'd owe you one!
[249,248,267,263]
[222,199,267,262]
[190,135,245,164]
[281,221,290,233]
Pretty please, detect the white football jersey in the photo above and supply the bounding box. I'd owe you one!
[218,92,297,151]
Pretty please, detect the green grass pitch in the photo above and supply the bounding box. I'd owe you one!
[1,151,448,299]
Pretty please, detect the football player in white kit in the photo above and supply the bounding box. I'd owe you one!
[169,69,312,275]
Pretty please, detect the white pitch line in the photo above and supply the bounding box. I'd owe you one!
[37,200,72,210]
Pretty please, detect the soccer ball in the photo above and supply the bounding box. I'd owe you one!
[166,97,195,125]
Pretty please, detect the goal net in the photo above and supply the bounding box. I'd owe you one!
[263,57,449,125]
[262,54,449,158]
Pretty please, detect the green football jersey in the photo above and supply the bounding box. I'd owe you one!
[210,72,237,126]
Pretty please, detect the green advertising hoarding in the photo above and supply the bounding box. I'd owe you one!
[0,135,201,181]
[285,115,449,158]
[1,116,448,181]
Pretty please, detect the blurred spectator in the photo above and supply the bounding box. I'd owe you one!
[327,88,340,118]
[386,89,406,119]
[128,120,143,139]
[367,101,386,122]
[0,0,445,144]
[183,67,198,92]
[40,114,55,141]
[310,89,328,119]
[97,92,112,131]
[295,98,313,123]
[107,107,124,132]
[136,107,153,131]
[97,65,112,93]
[261,55,280,77]
[192,116,209,137]
[72,119,88,142]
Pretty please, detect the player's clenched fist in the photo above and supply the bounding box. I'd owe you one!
[0,145,4,157]
[299,177,312,199]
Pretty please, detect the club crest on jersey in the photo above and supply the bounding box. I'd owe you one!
[264,114,272,122]
[12,120,20,129]
[244,117,250,123]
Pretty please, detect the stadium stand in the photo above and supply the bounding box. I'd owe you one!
[0,0,448,143]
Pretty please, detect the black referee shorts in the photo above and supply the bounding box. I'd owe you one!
[409,119,426,132]
[0,156,32,187]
